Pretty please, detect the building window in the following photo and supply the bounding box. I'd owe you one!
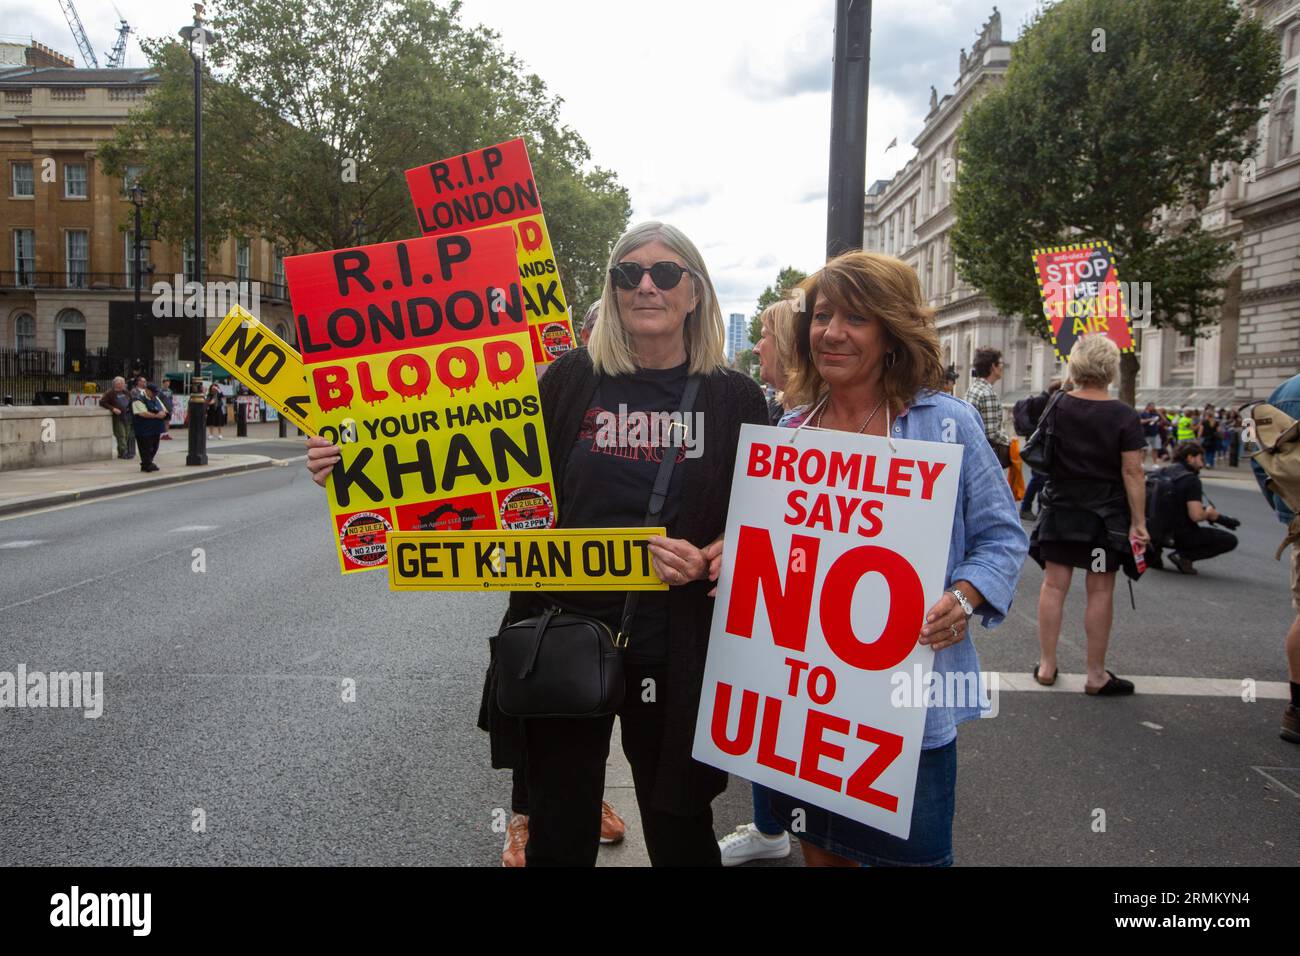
[66,230,88,288]
[183,239,196,282]
[15,312,35,350]
[12,161,34,197]
[273,247,286,298]
[122,164,144,195]
[237,237,250,283]
[14,229,34,285]
[125,232,150,280]
[1272,89,1296,164]
[64,163,87,198]
[1287,25,1300,60]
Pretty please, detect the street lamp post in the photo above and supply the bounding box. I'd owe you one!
[181,3,216,467]
[826,0,873,259]
[129,181,145,380]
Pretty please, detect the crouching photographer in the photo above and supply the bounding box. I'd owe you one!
[1148,441,1239,575]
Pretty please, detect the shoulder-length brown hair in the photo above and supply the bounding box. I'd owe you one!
[784,251,945,411]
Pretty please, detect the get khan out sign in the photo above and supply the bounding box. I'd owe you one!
[285,227,556,574]
[405,138,575,366]
[692,424,962,839]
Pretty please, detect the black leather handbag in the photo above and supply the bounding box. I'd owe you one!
[493,374,702,719]
[1020,388,1064,472]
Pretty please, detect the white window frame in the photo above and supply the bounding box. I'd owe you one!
[183,239,195,282]
[236,237,250,283]
[11,161,33,197]
[14,228,34,285]
[122,164,143,195]
[66,229,88,287]
[14,312,35,350]
[64,163,87,199]
[272,247,286,298]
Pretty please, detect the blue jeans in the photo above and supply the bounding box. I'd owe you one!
[769,740,958,866]
[1022,469,1047,513]
[752,783,783,836]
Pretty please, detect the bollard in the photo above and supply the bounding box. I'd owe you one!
[236,397,248,438]
[186,393,208,466]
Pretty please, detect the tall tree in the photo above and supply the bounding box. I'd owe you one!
[99,0,631,311]
[950,0,1279,403]
[748,266,808,345]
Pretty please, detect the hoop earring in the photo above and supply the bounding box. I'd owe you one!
[884,350,897,369]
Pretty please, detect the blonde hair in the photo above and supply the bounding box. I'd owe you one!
[784,251,944,410]
[1067,334,1120,387]
[759,298,798,390]
[587,221,727,376]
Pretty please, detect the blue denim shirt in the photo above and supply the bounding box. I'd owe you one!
[782,390,1030,748]
[1252,373,1300,524]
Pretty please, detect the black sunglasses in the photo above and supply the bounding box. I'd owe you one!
[609,261,692,291]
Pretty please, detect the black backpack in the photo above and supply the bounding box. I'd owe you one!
[1145,465,1193,548]
[1013,391,1048,438]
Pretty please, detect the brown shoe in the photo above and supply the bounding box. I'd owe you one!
[502,813,528,867]
[599,801,626,844]
[1282,705,1300,744]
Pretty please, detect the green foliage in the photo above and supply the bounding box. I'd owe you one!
[734,348,761,383]
[748,266,808,344]
[950,0,1280,384]
[98,0,631,307]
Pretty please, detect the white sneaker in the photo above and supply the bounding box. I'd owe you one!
[718,822,790,866]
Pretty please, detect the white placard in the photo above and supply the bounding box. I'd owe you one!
[692,422,963,839]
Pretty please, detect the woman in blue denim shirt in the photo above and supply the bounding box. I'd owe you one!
[763,251,1028,866]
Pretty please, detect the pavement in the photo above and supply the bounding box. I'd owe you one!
[0,423,310,517]
[0,448,1295,868]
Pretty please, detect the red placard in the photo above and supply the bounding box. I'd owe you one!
[404,138,538,235]
[285,227,522,365]
[1031,241,1135,361]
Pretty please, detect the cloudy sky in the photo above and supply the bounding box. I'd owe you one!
[11,0,1043,320]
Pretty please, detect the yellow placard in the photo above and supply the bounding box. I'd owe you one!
[387,527,667,591]
[201,305,316,434]
[312,331,556,574]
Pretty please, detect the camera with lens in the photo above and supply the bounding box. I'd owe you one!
[1212,514,1241,531]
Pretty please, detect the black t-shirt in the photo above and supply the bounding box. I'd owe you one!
[1160,463,1203,534]
[550,362,690,659]
[1049,395,1145,483]
[1139,411,1160,436]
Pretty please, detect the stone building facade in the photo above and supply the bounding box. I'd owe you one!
[863,4,1300,409]
[0,45,294,386]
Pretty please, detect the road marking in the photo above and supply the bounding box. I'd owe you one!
[169,525,217,532]
[0,540,45,548]
[1252,767,1300,799]
[1141,721,1164,730]
[991,672,1288,698]
[0,525,250,614]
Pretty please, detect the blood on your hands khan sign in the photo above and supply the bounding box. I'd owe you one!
[284,227,557,573]
[692,424,962,839]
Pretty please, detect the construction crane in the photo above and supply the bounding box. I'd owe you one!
[105,11,133,69]
[56,0,98,68]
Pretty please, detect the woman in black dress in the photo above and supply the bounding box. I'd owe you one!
[205,384,225,440]
[1031,335,1148,695]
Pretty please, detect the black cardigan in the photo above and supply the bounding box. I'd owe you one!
[477,347,769,814]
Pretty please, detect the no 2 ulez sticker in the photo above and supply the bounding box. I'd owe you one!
[496,485,554,531]
[337,510,393,569]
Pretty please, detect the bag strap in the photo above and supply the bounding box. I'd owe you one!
[1028,388,1065,444]
[617,374,703,647]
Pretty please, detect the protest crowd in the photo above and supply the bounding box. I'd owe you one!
[290,204,1300,868]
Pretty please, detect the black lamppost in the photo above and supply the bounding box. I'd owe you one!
[826,0,873,258]
[181,3,216,466]
[129,181,146,380]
